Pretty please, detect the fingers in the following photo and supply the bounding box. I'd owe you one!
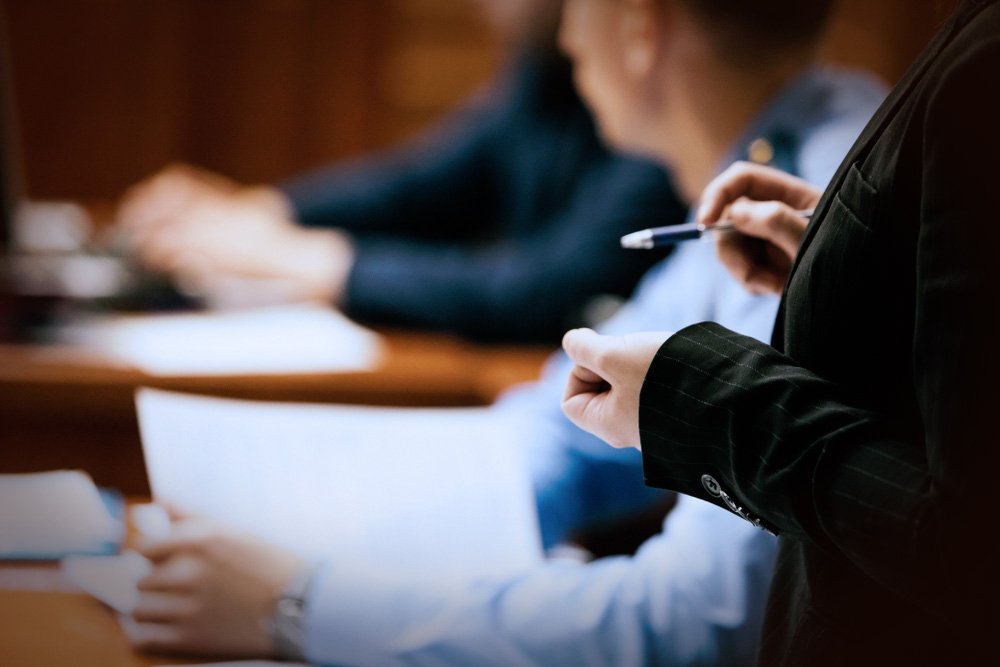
[561,329,672,449]
[132,221,195,272]
[137,520,215,563]
[116,166,206,233]
[120,615,188,654]
[715,233,790,295]
[560,329,615,440]
[561,383,617,446]
[697,161,821,227]
[726,199,810,258]
[696,162,817,296]
[714,199,802,295]
[563,362,609,400]
[116,165,241,276]
[562,328,614,377]
[126,200,231,279]
[136,553,203,591]
[131,590,198,622]
[562,361,610,428]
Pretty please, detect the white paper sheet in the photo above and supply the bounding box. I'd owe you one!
[0,470,121,558]
[60,303,383,376]
[136,389,543,583]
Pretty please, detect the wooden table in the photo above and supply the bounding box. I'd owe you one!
[0,329,552,495]
[0,502,227,667]
[0,325,552,664]
[0,569,181,667]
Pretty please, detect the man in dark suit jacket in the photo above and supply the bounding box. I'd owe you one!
[561,0,1000,663]
[116,1,679,344]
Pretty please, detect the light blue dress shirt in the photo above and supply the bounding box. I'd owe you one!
[301,66,887,667]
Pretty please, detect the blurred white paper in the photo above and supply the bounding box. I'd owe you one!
[136,389,543,583]
[59,505,172,613]
[62,303,383,376]
[0,470,121,558]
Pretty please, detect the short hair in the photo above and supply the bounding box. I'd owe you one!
[677,0,837,63]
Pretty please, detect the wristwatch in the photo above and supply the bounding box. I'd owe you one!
[268,564,317,661]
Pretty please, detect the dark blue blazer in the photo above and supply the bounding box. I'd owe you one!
[281,50,681,343]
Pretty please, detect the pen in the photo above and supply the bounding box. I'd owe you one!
[621,209,814,249]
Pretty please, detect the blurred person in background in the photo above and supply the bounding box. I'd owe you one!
[122,1,887,665]
[115,0,680,344]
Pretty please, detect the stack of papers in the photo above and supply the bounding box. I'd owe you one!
[60,303,383,376]
[0,470,123,559]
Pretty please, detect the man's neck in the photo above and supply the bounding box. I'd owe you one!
[665,57,812,203]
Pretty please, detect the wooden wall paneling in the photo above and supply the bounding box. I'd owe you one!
[4,0,189,199]
[4,0,498,196]
[3,0,971,201]
[180,0,302,183]
[821,0,962,84]
[293,0,384,170]
[370,0,499,147]
[127,2,190,186]
[0,380,148,495]
[3,0,391,196]
[177,0,375,184]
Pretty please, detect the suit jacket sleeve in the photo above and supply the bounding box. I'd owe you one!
[342,158,679,342]
[638,37,1000,625]
[279,96,503,239]
[279,63,678,343]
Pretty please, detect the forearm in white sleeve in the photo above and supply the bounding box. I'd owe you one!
[302,496,776,667]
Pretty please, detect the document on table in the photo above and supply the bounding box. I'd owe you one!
[136,388,543,583]
[59,303,383,376]
[0,470,123,559]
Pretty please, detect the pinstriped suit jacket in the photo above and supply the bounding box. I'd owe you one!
[638,1,1000,663]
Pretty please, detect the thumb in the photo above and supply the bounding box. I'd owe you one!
[137,516,216,562]
[562,328,616,378]
[726,199,807,259]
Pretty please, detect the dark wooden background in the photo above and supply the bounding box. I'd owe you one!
[3,0,961,201]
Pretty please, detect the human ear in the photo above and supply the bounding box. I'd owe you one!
[620,0,658,78]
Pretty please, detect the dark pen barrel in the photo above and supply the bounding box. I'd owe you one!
[621,223,702,249]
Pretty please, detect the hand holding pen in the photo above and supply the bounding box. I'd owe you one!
[624,162,824,295]
[620,209,813,249]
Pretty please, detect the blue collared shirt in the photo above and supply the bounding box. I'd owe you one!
[301,66,887,667]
